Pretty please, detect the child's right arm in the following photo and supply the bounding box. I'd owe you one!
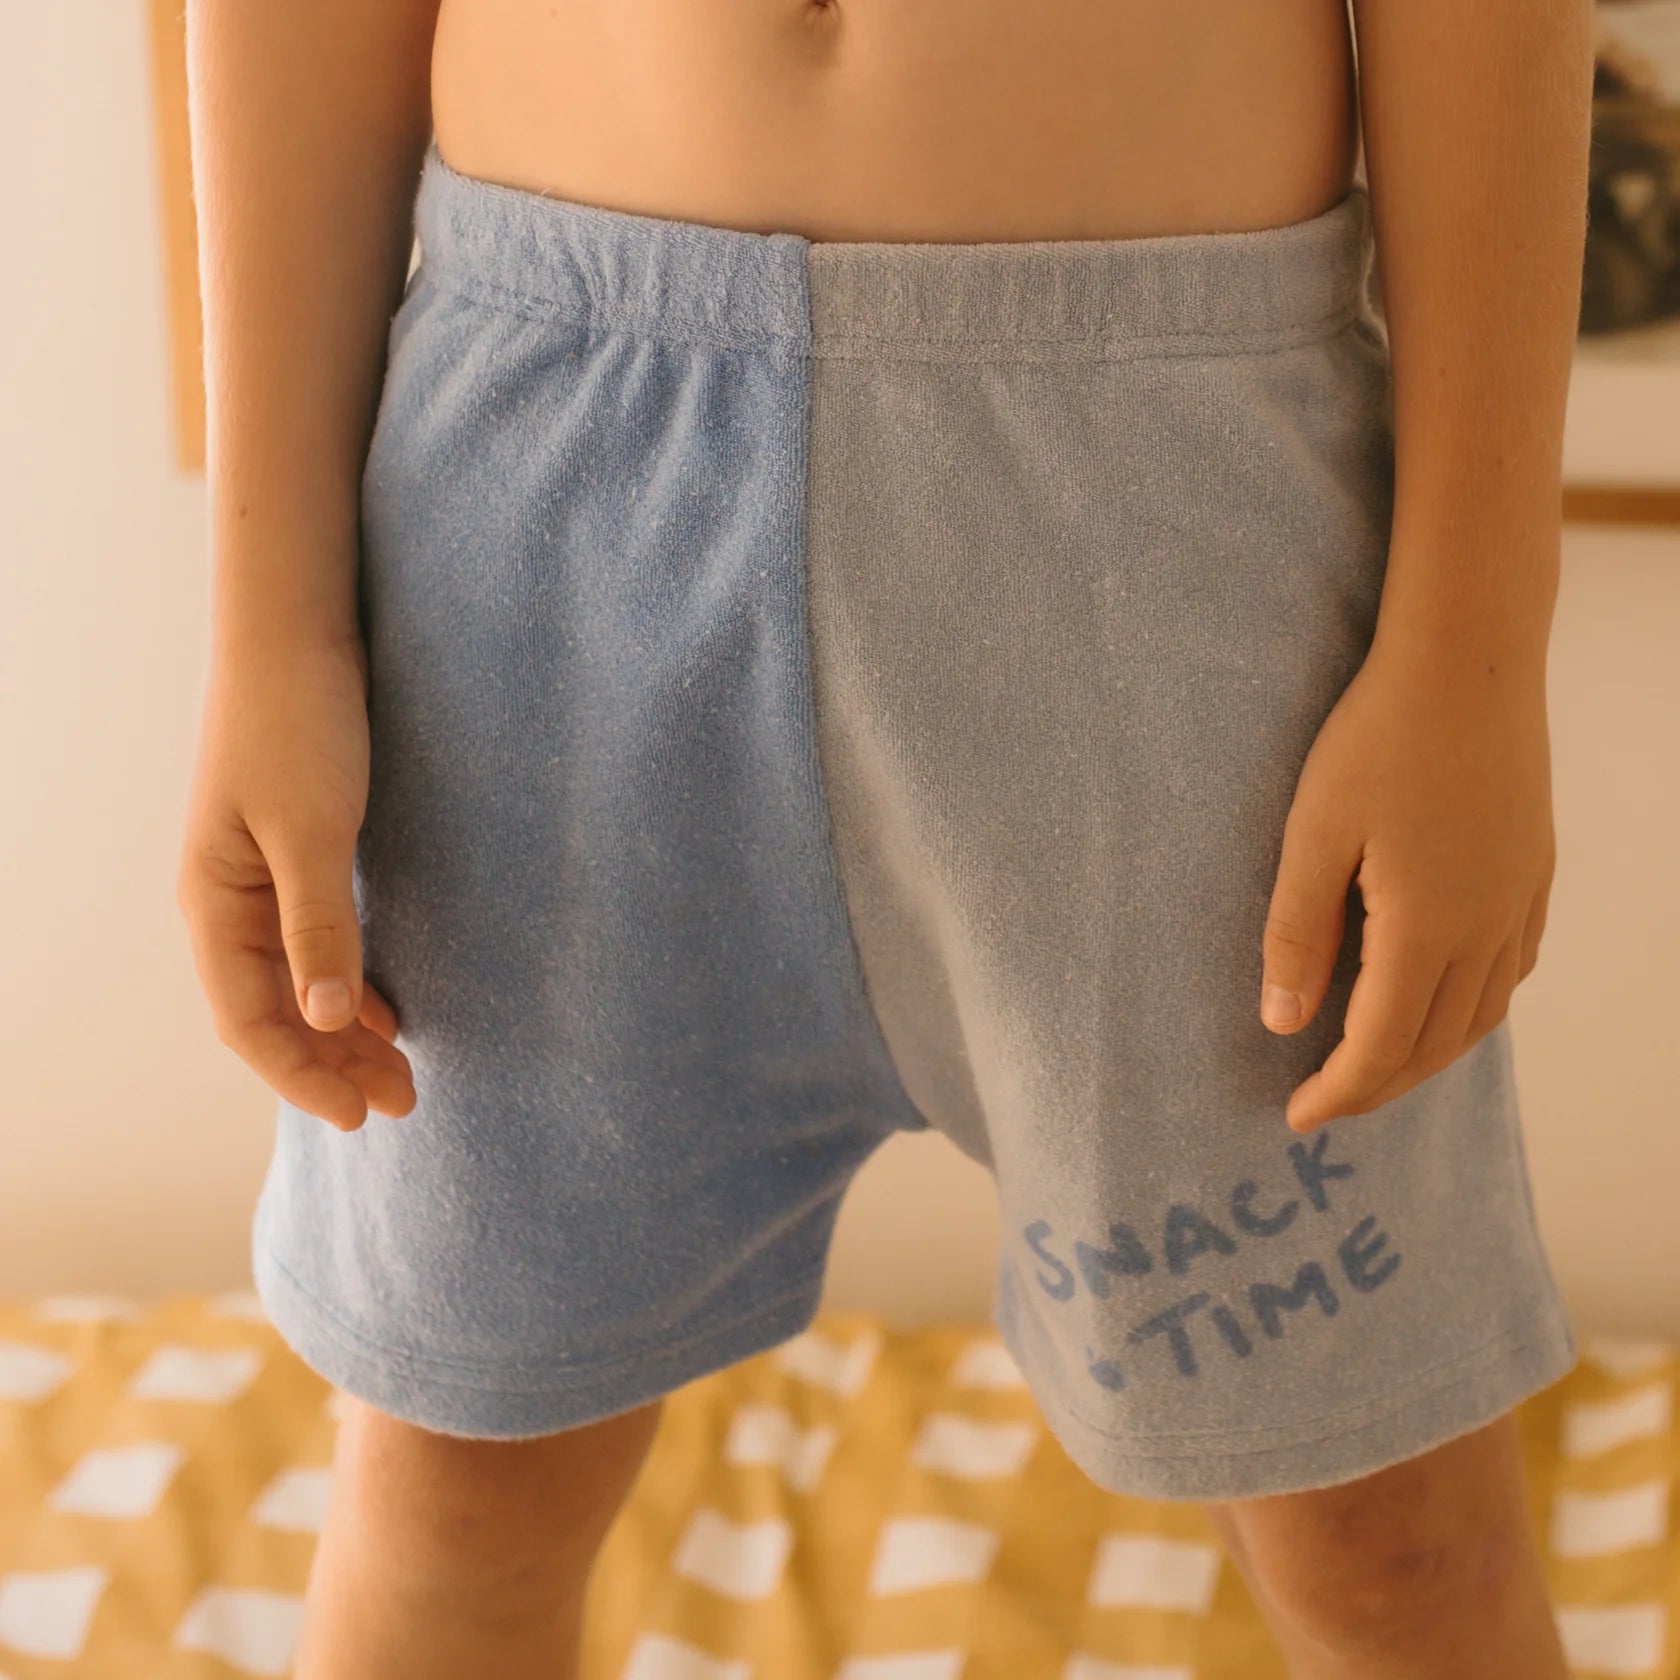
[175,0,442,1131]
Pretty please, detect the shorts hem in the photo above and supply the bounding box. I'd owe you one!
[251,1241,828,1440]
[995,1281,1579,1502]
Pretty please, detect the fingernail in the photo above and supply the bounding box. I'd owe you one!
[306,979,351,1027]
[1261,983,1301,1029]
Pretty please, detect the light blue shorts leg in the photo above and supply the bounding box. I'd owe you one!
[251,143,928,1438]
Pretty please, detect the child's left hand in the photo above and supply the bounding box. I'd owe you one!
[1258,633,1556,1133]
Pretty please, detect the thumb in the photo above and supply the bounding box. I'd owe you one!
[263,822,365,1033]
[1259,807,1359,1034]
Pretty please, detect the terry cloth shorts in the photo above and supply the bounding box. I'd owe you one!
[251,137,1578,1503]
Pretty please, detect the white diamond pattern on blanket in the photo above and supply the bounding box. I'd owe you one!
[834,1651,966,1680]
[671,1509,795,1601]
[909,1414,1037,1480]
[174,1587,303,1677]
[948,1339,1026,1390]
[1550,1481,1669,1558]
[1086,1535,1221,1613]
[208,1291,269,1321]
[723,1403,838,1494]
[0,1567,107,1659]
[1,1296,1676,1677]
[49,1444,185,1519]
[620,1633,753,1680]
[1584,1339,1677,1379]
[34,1297,140,1322]
[127,1345,261,1404]
[868,1519,999,1595]
[1063,1660,1194,1680]
[1562,1385,1673,1459]
[776,1328,881,1398]
[251,1467,333,1533]
[0,1341,74,1403]
[1554,1603,1667,1676]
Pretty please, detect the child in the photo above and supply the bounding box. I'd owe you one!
[176,1,1594,1675]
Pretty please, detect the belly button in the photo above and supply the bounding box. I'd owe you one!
[801,0,841,40]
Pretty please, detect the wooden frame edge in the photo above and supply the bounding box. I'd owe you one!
[147,0,205,475]
[1561,485,1680,527]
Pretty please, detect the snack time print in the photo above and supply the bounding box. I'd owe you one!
[1021,1130,1403,1394]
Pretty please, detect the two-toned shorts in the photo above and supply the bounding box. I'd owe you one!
[251,137,1577,1502]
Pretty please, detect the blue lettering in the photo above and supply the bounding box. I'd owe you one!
[1127,1292,1212,1377]
[1163,1203,1238,1275]
[1288,1131,1355,1213]
[1250,1261,1340,1337]
[1086,1348,1127,1390]
[1209,1301,1254,1358]
[1229,1179,1299,1238]
[1338,1215,1402,1293]
[1024,1220,1076,1303]
[1074,1222,1154,1298]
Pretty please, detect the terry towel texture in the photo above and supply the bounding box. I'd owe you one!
[251,138,1577,1502]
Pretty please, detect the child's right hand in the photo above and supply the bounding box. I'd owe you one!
[175,627,417,1132]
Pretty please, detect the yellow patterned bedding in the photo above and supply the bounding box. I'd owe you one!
[0,1297,1675,1678]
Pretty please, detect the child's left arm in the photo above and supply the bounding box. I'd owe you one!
[1258,0,1596,1132]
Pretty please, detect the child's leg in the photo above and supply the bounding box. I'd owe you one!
[254,145,931,1670]
[1204,1410,1568,1678]
[291,1395,662,1680]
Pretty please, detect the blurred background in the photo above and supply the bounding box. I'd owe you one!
[4,6,1680,1679]
[3,2,1678,1335]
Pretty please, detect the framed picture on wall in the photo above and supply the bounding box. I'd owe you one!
[1565,0,1680,524]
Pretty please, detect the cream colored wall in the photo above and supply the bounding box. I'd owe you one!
[3,5,1677,1342]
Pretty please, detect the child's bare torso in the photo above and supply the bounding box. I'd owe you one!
[430,0,1361,242]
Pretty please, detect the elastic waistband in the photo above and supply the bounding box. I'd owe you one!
[413,138,1376,360]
